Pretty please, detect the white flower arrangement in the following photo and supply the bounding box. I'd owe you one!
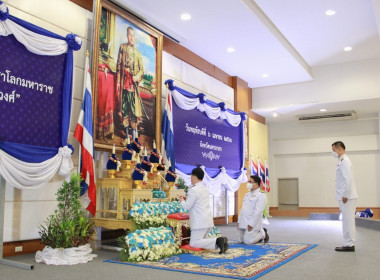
[129,201,188,229]
[119,226,181,262]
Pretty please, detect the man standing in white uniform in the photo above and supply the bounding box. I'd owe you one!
[332,141,358,252]
[237,175,269,244]
[180,168,228,254]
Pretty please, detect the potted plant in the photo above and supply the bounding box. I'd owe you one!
[176,177,189,194]
[35,173,97,265]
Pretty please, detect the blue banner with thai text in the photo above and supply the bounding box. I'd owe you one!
[0,34,65,148]
[172,100,241,170]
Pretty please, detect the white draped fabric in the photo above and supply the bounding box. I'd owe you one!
[0,19,68,55]
[171,88,242,127]
[0,2,76,189]
[0,3,73,56]
[0,146,73,189]
[35,244,97,265]
[176,167,247,195]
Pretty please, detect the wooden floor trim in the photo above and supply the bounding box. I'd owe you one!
[3,239,45,257]
[270,207,380,219]
[5,207,378,256]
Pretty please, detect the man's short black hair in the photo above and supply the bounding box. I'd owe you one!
[250,175,261,186]
[191,167,204,180]
[332,141,346,150]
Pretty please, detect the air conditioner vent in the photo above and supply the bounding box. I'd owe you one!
[298,111,357,122]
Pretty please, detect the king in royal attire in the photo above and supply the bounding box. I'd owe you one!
[116,26,144,140]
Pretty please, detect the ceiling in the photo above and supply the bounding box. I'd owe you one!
[114,0,380,122]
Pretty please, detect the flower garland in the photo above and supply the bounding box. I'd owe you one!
[118,226,181,262]
[151,151,160,158]
[157,163,166,171]
[108,155,121,171]
[149,150,161,163]
[124,148,134,154]
[129,201,188,229]
[133,167,145,175]
[108,155,120,163]
[142,160,153,167]
[132,140,142,151]
[152,190,166,199]
[122,147,135,161]
[167,170,177,178]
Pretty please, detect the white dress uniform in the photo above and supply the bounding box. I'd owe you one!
[335,154,358,247]
[237,188,267,244]
[180,182,216,249]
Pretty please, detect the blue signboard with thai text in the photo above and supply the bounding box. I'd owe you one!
[0,34,65,148]
[172,100,241,170]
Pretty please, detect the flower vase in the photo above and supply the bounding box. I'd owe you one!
[120,160,132,179]
[152,163,158,172]
[133,180,142,189]
[167,182,175,190]
[123,160,132,169]
[107,169,116,178]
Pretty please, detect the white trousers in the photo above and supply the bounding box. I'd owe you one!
[237,228,265,245]
[190,228,217,250]
[339,199,356,247]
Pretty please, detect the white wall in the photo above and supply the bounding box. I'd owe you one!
[161,51,234,107]
[268,118,380,208]
[254,56,380,209]
[3,0,91,242]
[252,58,380,109]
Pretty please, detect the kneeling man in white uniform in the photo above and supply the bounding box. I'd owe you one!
[237,175,269,244]
[180,167,228,254]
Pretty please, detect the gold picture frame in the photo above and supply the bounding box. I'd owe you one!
[92,0,162,152]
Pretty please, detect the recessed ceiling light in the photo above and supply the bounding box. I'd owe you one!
[344,46,352,52]
[262,74,269,78]
[272,112,278,117]
[227,47,235,53]
[180,13,191,21]
[320,108,327,112]
[325,10,336,16]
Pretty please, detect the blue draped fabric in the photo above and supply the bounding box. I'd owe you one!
[0,141,59,163]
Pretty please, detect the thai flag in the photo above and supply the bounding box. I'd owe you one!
[74,56,96,216]
[258,158,266,191]
[265,161,270,192]
[250,158,258,176]
[161,91,175,168]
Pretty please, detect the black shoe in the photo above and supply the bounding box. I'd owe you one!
[335,246,355,252]
[223,237,229,253]
[263,228,269,243]
[216,237,225,254]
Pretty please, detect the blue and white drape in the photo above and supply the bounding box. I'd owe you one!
[0,2,80,188]
[163,79,247,195]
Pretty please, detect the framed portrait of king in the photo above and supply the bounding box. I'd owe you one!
[92,0,162,152]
